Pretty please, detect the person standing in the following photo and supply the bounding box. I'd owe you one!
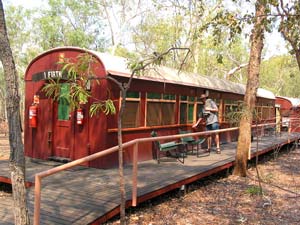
[200,93,221,154]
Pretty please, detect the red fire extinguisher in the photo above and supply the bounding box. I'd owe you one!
[76,108,84,125]
[29,104,38,128]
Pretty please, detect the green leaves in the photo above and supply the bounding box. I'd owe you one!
[211,10,244,45]
[128,60,144,76]
[260,55,300,97]
[90,99,116,117]
[68,83,90,110]
[216,54,223,64]
[32,0,107,50]
[42,79,61,101]
[43,53,116,117]
[277,0,300,70]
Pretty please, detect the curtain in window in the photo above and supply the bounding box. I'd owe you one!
[122,101,140,128]
[58,83,70,120]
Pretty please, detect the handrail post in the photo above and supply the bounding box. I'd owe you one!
[132,143,138,206]
[34,174,41,225]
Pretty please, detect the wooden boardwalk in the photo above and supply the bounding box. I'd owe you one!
[0,132,299,224]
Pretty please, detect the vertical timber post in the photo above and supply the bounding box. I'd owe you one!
[132,143,138,206]
[34,175,41,225]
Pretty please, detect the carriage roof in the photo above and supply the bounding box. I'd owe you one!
[28,47,275,100]
[92,51,274,100]
[276,96,300,108]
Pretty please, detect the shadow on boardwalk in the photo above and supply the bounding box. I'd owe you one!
[0,132,299,224]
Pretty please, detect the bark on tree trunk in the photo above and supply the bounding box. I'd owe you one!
[281,29,300,71]
[277,2,300,72]
[0,1,30,224]
[10,162,30,224]
[233,0,266,177]
[118,90,126,225]
[295,51,300,71]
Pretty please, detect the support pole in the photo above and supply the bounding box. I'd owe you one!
[132,143,138,206]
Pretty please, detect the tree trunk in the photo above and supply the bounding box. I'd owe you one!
[280,29,300,71]
[277,2,300,71]
[233,0,266,177]
[118,90,126,225]
[295,50,300,71]
[0,1,30,224]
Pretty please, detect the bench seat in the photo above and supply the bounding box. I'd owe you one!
[179,130,206,157]
[151,131,185,164]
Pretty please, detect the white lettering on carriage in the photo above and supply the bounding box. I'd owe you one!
[43,71,62,79]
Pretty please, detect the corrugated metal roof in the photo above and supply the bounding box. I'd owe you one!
[91,52,275,100]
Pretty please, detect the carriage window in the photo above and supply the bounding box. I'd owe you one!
[196,97,204,119]
[261,103,274,121]
[148,92,161,99]
[147,92,175,126]
[262,106,269,120]
[161,102,175,125]
[180,103,187,124]
[180,96,195,124]
[122,91,141,128]
[255,106,262,121]
[197,103,204,118]
[188,104,194,123]
[126,91,140,98]
[224,99,240,123]
[58,83,70,121]
[181,95,188,101]
[163,94,176,100]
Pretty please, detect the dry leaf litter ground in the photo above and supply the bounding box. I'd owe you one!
[1,133,300,225]
[104,145,300,225]
[0,134,12,206]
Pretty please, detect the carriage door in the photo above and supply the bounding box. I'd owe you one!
[30,98,53,159]
[51,83,75,160]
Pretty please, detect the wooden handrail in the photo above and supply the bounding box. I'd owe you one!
[33,121,283,225]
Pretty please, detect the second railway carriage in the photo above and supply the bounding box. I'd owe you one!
[24,47,276,168]
[276,96,300,132]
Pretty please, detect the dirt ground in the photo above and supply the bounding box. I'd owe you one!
[0,134,9,160]
[105,146,300,225]
[0,134,12,207]
[1,136,300,225]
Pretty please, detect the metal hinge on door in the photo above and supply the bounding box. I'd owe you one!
[47,131,52,148]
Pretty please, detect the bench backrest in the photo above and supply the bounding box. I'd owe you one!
[150,131,161,149]
[179,129,195,142]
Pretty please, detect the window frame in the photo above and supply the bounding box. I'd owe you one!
[146,92,176,126]
[121,91,141,128]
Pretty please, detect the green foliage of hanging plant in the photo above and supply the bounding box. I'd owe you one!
[226,102,260,126]
[90,99,116,117]
[42,78,61,101]
[58,53,98,81]
[42,53,115,116]
[226,110,243,126]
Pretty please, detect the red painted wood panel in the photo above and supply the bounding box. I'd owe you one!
[24,47,276,169]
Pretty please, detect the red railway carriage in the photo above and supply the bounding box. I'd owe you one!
[276,96,300,132]
[24,47,276,168]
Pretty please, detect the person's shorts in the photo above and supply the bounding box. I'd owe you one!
[206,122,219,131]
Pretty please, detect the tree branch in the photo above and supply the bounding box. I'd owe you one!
[225,63,248,79]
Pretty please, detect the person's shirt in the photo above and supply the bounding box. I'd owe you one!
[204,98,218,125]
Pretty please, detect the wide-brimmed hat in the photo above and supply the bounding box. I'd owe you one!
[200,94,207,99]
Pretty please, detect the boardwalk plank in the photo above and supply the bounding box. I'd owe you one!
[0,132,299,224]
